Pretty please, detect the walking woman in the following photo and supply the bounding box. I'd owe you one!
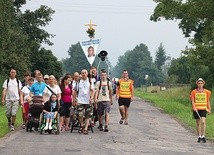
[59,75,73,131]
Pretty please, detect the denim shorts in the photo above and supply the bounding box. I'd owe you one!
[44,112,55,119]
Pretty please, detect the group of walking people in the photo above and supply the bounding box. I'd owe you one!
[1,67,212,143]
[1,67,134,135]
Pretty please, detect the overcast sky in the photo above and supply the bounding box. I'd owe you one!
[22,0,190,66]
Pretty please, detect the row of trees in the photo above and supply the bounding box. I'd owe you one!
[111,43,167,87]
[0,0,62,79]
[151,0,214,89]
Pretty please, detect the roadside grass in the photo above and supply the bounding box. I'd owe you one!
[135,86,214,140]
[0,106,22,138]
[0,76,22,138]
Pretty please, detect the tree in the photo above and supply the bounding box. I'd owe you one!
[154,43,167,71]
[151,0,214,88]
[30,47,63,79]
[17,5,55,46]
[0,1,62,78]
[113,43,161,87]
[168,56,209,87]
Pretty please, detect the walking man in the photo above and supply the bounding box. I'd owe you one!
[73,69,94,134]
[2,68,22,131]
[30,73,47,96]
[116,70,134,125]
[95,70,113,132]
[190,78,211,143]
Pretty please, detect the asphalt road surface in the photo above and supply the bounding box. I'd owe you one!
[0,97,214,155]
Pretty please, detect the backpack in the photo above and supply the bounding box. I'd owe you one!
[6,78,20,89]
[75,78,91,97]
[98,80,110,91]
[97,80,112,97]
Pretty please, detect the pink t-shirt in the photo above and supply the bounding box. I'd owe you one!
[61,86,72,103]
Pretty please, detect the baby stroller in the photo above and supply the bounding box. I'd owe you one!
[39,112,60,135]
[26,96,44,132]
[70,106,94,133]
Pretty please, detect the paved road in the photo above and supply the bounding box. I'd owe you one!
[0,97,214,155]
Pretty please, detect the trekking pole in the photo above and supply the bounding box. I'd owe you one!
[195,110,201,119]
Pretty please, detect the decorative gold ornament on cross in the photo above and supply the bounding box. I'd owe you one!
[85,19,96,39]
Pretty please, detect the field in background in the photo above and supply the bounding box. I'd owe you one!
[135,86,214,140]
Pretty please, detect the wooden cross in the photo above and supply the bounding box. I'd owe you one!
[85,19,96,30]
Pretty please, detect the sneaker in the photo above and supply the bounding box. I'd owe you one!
[49,125,52,130]
[197,137,201,143]
[119,119,123,124]
[104,125,109,132]
[44,126,48,130]
[201,137,206,143]
[10,125,15,131]
[99,124,103,131]
[22,124,26,129]
[124,121,128,125]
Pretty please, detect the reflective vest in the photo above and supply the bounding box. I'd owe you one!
[118,79,133,98]
[191,89,211,110]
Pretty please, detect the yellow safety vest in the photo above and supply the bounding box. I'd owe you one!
[118,79,133,98]
[191,89,211,110]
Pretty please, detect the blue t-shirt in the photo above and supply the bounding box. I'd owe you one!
[30,82,47,96]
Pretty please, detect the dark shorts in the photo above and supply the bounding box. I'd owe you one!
[97,101,111,115]
[118,97,131,108]
[193,110,207,119]
[59,102,71,118]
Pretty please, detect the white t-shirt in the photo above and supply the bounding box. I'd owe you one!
[21,85,31,102]
[95,80,112,102]
[72,80,77,90]
[3,78,22,100]
[43,85,62,101]
[76,78,94,104]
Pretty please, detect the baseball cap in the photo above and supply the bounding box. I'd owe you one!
[44,75,49,79]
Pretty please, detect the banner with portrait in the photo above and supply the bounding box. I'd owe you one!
[80,39,101,65]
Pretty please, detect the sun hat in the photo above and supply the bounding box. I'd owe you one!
[49,75,56,79]
[196,78,205,84]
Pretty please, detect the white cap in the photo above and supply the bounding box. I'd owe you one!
[44,75,49,79]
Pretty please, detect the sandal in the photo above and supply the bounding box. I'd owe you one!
[83,129,88,135]
[119,119,123,124]
[78,127,83,134]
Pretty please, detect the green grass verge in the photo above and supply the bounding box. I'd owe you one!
[135,86,214,140]
[0,106,22,138]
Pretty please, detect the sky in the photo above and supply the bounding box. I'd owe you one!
[22,0,190,66]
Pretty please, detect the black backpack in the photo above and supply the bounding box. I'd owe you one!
[98,80,110,91]
[6,78,20,89]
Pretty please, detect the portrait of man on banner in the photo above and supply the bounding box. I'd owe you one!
[80,39,101,65]
[87,46,95,57]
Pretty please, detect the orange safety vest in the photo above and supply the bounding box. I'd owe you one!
[190,89,211,110]
[118,79,134,98]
